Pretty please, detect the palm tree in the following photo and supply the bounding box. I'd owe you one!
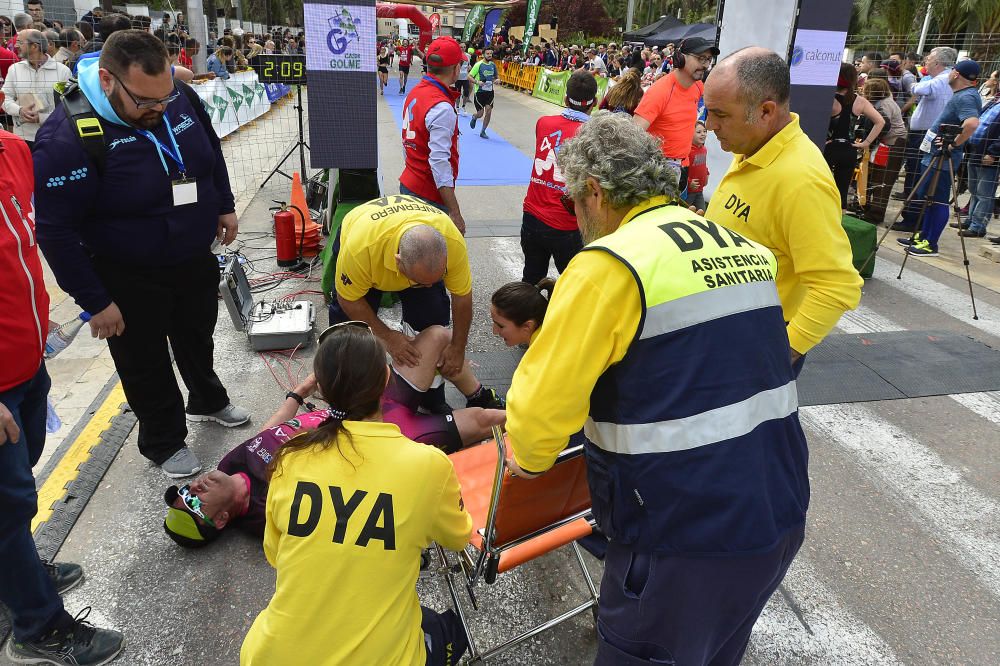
[975,0,1000,33]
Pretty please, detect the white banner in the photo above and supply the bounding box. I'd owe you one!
[789,29,848,86]
[304,3,376,72]
[189,71,272,139]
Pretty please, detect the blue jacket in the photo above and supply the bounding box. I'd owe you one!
[206,54,230,80]
[33,56,235,315]
[968,98,1000,159]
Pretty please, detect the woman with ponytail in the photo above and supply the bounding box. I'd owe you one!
[241,323,472,666]
[490,278,556,347]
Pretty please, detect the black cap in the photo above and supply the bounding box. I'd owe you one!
[681,37,720,56]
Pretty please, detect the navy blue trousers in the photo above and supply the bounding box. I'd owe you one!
[0,364,73,641]
[595,524,805,666]
[326,221,450,331]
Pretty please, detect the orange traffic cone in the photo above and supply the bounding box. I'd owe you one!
[291,172,323,257]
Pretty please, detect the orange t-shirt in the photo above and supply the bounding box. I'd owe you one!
[634,71,704,163]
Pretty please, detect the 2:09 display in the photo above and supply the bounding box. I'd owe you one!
[250,54,307,84]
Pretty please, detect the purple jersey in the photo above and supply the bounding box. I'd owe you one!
[218,410,332,537]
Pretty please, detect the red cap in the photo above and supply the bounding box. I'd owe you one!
[425,37,464,67]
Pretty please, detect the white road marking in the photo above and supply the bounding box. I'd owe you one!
[836,305,906,334]
[872,255,1000,338]
[748,559,901,665]
[800,403,1000,600]
[948,391,1000,426]
[492,237,525,282]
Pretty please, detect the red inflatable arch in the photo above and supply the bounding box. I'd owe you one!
[376,3,433,50]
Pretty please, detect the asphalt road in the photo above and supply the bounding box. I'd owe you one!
[11,81,1000,666]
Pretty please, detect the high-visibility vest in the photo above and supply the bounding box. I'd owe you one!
[583,203,810,555]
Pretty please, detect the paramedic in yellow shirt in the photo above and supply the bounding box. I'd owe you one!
[704,47,863,372]
[328,195,504,414]
[241,324,472,666]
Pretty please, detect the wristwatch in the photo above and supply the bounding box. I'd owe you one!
[285,391,304,406]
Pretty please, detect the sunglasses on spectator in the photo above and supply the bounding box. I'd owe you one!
[110,70,180,109]
[318,320,373,345]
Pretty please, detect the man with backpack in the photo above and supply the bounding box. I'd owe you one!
[33,30,250,479]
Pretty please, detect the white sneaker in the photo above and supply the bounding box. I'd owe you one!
[186,404,251,427]
[161,447,202,478]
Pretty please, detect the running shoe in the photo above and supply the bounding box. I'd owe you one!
[160,447,202,478]
[949,220,970,229]
[906,240,939,256]
[5,607,125,666]
[480,130,488,139]
[470,115,477,129]
[466,386,505,410]
[890,221,917,232]
[958,229,986,238]
[896,232,921,247]
[44,561,84,595]
[186,403,250,427]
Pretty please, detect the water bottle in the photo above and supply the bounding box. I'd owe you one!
[46,397,62,433]
[44,312,92,358]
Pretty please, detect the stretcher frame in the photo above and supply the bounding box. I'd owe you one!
[436,426,600,663]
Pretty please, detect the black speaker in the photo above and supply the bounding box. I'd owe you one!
[549,15,558,29]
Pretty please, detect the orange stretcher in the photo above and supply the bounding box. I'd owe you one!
[436,426,599,662]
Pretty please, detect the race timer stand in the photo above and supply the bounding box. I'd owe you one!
[860,124,979,319]
[250,54,310,189]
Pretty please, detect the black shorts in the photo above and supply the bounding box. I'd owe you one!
[474,90,495,111]
[453,79,471,96]
[378,66,389,74]
[383,368,463,454]
[399,64,410,74]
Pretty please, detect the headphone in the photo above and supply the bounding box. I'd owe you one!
[673,38,687,70]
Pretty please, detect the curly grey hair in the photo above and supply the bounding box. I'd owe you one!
[557,111,678,209]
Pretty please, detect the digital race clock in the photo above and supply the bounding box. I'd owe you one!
[250,54,307,84]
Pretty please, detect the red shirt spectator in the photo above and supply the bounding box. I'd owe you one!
[0,44,16,79]
[178,48,192,69]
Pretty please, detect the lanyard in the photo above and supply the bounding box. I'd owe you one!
[138,114,185,177]
[421,75,451,96]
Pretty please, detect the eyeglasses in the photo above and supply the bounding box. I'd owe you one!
[318,320,373,345]
[692,54,714,65]
[560,193,576,215]
[177,484,216,527]
[109,70,180,110]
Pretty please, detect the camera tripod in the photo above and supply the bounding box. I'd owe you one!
[860,138,979,320]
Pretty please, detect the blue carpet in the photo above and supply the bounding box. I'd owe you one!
[382,80,531,187]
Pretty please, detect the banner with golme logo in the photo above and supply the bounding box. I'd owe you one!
[304,1,377,168]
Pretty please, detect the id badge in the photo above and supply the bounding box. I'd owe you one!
[172,178,198,206]
[919,130,936,153]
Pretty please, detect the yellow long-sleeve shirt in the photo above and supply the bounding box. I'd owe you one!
[705,114,863,353]
[506,236,642,474]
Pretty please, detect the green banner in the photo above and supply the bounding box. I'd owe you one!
[463,5,486,43]
[522,0,542,53]
[531,68,612,106]
[532,68,569,105]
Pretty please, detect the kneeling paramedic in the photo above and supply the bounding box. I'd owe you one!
[504,112,810,666]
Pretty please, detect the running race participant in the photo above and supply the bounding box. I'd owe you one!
[469,47,498,138]
[163,324,504,549]
[490,279,555,348]
[454,42,471,113]
[397,38,423,93]
[378,46,390,95]
[521,71,597,284]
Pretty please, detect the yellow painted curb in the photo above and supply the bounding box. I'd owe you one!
[32,382,126,533]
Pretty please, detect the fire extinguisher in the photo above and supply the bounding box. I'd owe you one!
[271,201,307,268]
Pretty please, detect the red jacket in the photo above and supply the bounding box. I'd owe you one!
[523,113,587,231]
[0,130,49,392]
[400,76,459,204]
